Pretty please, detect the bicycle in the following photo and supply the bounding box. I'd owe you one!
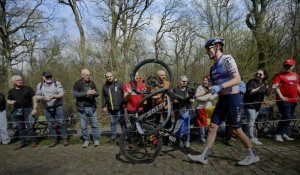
[119,59,194,163]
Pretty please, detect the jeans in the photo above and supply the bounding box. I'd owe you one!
[276,101,297,135]
[245,108,259,139]
[44,105,68,140]
[109,109,126,139]
[199,127,205,140]
[12,108,37,144]
[0,110,10,143]
[174,110,190,141]
[78,107,100,141]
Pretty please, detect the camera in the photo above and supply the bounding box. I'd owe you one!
[188,87,196,96]
[187,81,199,96]
[16,108,24,116]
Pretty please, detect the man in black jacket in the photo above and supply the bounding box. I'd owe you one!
[102,71,126,142]
[7,75,37,149]
[0,92,10,144]
[73,69,100,148]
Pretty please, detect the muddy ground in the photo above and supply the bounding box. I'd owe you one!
[1,130,299,175]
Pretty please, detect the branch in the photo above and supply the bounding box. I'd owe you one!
[58,0,71,6]
[8,0,44,35]
[246,13,254,29]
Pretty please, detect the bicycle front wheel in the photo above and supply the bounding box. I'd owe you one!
[119,125,162,164]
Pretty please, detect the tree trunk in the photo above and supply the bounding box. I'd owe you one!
[4,48,12,88]
[110,0,119,71]
[110,20,118,71]
[256,39,265,68]
[70,1,87,67]
[245,0,269,69]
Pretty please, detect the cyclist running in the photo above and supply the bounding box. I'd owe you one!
[188,37,260,166]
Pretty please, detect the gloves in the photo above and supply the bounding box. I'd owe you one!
[209,84,223,94]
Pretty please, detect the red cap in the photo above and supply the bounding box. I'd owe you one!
[283,58,295,66]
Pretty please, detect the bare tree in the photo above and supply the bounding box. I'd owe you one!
[191,0,244,69]
[58,0,87,67]
[286,0,300,59]
[245,0,275,68]
[0,0,51,87]
[168,15,198,79]
[192,0,242,38]
[191,0,244,77]
[92,0,153,72]
[119,0,153,62]
[154,0,181,60]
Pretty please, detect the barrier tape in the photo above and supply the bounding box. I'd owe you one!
[5,116,300,138]
[4,98,300,138]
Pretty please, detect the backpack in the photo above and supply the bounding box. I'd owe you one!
[39,80,57,90]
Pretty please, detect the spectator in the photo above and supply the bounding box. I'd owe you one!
[0,92,10,144]
[35,71,68,147]
[7,75,37,149]
[102,71,126,142]
[123,72,146,125]
[188,37,259,166]
[150,70,172,128]
[145,70,172,145]
[172,75,194,147]
[195,75,217,144]
[73,69,100,147]
[244,68,271,145]
[273,58,300,142]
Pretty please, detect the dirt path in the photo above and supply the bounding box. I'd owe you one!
[1,138,299,175]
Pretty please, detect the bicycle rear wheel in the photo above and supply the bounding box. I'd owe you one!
[130,59,174,90]
[119,125,162,164]
[129,59,174,134]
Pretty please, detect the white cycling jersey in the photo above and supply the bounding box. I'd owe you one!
[210,54,240,95]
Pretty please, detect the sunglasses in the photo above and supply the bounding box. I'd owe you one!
[284,65,292,68]
[182,81,188,83]
[256,73,263,76]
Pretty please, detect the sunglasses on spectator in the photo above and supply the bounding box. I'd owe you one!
[284,65,292,68]
[256,73,263,76]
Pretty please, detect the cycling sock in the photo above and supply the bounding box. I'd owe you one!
[248,147,256,156]
[202,146,210,159]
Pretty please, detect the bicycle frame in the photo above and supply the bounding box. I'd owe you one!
[119,59,191,163]
[133,88,172,135]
